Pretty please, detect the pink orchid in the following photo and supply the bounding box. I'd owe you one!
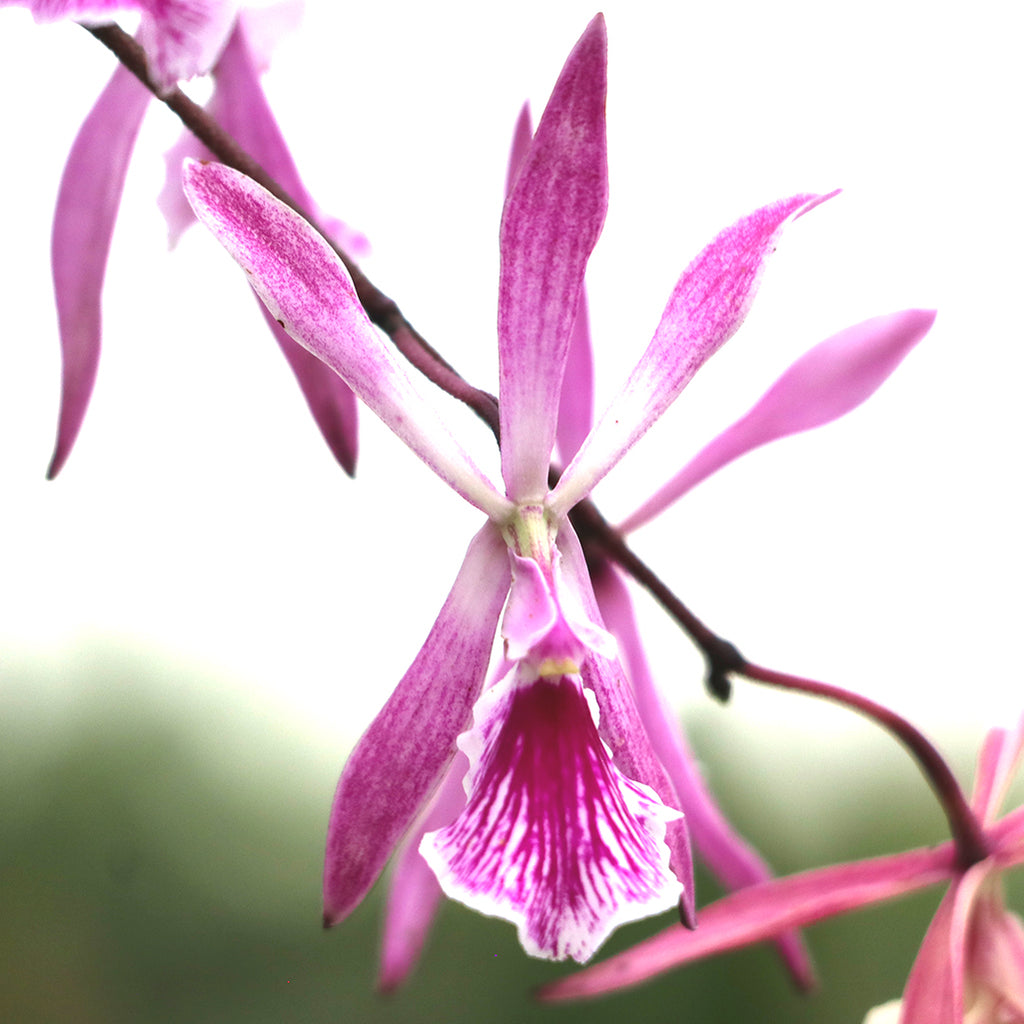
[373,92,935,986]
[541,717,1024,1017]
[181,13,868,963]
[4,0,365,476]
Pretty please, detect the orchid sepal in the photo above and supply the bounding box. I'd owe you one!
[181,158,513,520]
[322,526,510,926]
[497,13,608,503]
[619,307,937,533]
[549,190,838,517]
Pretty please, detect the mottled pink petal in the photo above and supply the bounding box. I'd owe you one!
[541,843,955,1001]
[556,289,595,466]
[592,561,815,989]
[322,526,510,926]
[504,102,533,198]
[135,0,236,90]
[498,14,608,502]
[556,523,695,925]
[47,63,151,479]
[504,96,595,468]
[618,308,936,534]
[378,755,466,992]
[183,159,512,519]
[549,191,836,517]
[422,670,682,962]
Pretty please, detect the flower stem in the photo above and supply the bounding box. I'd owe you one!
[567,493,988,870]
[738,661,989,870]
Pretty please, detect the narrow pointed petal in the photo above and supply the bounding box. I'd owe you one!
[504,102,533,198]
[556,289,595,466]
[47,63,151,479]
[556,523,695,923]
[540,843,955,1001]
[422,671,682,962]
[592,561,815,989]
[134,0,237,90]
[550,191,836,517]
[182,159,512,519]
[203,24,363,473]
[498,14,608,502]
[972,716,1024,826]
[899,877,970,1024]
[378,756,466,992]
[973,892,1024,1017]
[322,526,510,925]
[618,308,937,534]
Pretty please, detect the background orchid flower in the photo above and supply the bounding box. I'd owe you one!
[3,0,365,476]
[1,0,237,90]
[182,13,846,966]
[541,716,1024,1013]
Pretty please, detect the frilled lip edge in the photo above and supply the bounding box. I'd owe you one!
[420,670,684,963]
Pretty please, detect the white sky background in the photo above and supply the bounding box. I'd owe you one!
[1,0,1021,774]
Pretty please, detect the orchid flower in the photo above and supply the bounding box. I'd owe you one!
[3,0,364,476]
[182,13,849,963]
[541,717,1024,1015]
[371,78,935,982]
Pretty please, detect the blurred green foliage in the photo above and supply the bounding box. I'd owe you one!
[1,647,1001,1023]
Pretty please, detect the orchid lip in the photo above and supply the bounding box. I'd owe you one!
[421,669,683,962]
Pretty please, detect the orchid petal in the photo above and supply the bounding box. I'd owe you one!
[182,23,363,472]
[592,561,815,989]
[556,522,695,924]
[540,843,955,1001]
[498,14,608,502]
[46,63,151,479]
[422,669,682,962]
[322,525,510,925]
[378,755,466,992]
[134,0,237,90]
[972,716,1024,826]
[973,892,1024,1017]
[182,159,512,519]
[556,288,595,466]
[618,308,937,534]
[994,808,1024,856]
[235,0,302,71]
[549,191,836,517]
[162,21,369,257]
[505,106,596,470]
[504,102,533,199]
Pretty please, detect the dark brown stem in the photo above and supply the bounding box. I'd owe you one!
[85,23,501,440]
[567,492,744,700]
